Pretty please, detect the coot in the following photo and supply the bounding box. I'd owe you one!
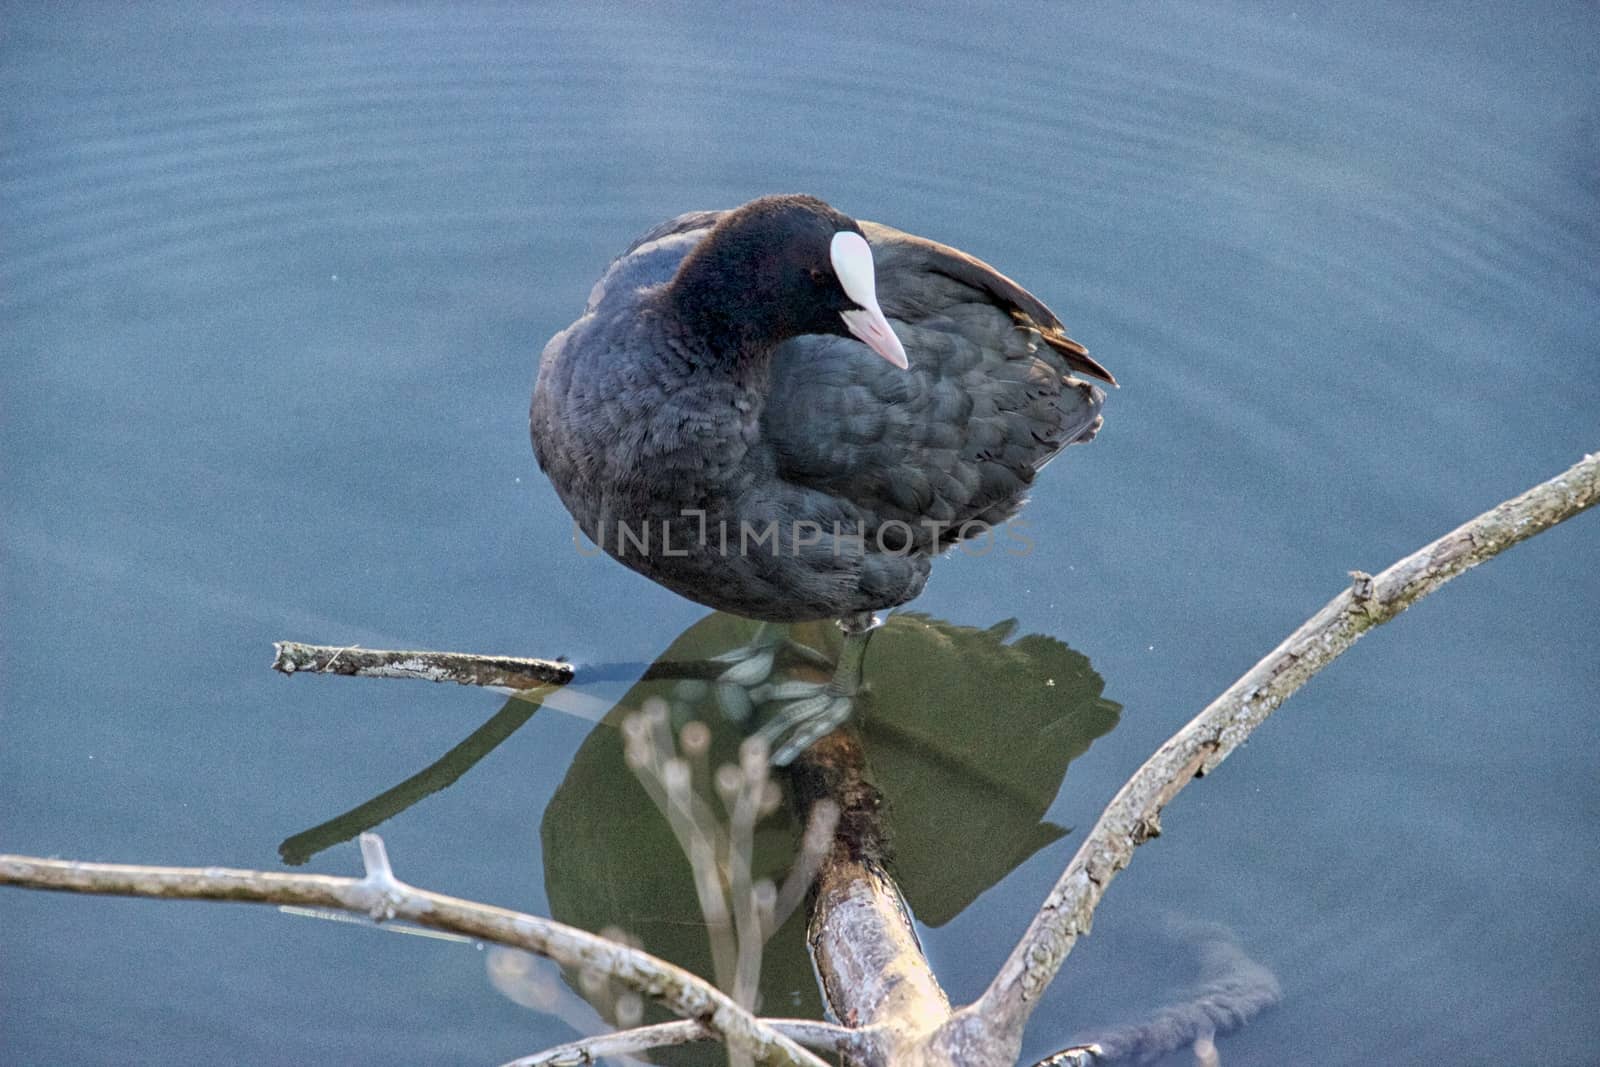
[531,195,1111,757]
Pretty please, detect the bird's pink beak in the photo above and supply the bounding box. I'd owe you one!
[832,231,909,369]
[840,306,908,369]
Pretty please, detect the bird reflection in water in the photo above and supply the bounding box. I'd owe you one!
[279,610,1120,1032]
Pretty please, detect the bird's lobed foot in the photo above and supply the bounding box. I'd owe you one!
[712,643,778,688]
[712,617,877,763]
[754,687,856,766]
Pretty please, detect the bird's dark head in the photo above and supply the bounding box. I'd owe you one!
[669,194,909,368]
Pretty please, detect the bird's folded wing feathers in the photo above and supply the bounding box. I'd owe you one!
[763,222,1104,540]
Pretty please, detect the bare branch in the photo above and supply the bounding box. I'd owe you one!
[270,641,831,690]
[810,853,949,1030]
[272,641,573,689]
[795,729,949,1064]
[502,1018,869,1067]
[0,834,828,1067]
[977,450,1600,1034]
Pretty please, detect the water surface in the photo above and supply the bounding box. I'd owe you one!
[4,4,1597,1064]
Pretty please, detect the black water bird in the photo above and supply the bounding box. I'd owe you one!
[531,195,1112,759]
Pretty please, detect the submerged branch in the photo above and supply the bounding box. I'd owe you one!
[0,835,827,1067]
[977,450,1600,1036]
[278,699,542,866]
[272,641,574,689]
[1067,921,1281,1064]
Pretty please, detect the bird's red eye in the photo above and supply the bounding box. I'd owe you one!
[809,268,828,283]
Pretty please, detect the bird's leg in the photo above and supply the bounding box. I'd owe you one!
[756,611,882,765]
[829,610,880,695]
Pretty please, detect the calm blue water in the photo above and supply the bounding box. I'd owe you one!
[4,4,1597,1065]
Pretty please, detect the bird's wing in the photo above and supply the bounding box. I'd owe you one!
[762,221,1106,544]
[533,212,725,469]
[862,221,1114,386]
[621,209,723,256]
[579,210,724,315]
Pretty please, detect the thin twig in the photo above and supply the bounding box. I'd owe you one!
[728,739,767,1015]
[272,641,573,688]
[624,707,739,994]
[768,799,839,936]
[0,834,828,1067]
[486,947,642,1059]
[502,1018,870,1067]
[974,451,1600,1037]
